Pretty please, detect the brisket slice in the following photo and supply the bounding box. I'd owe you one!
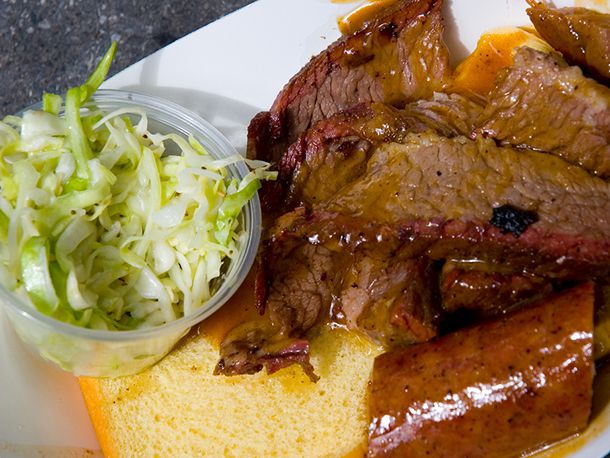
[264,240,441,347]
[476,47,610,178]
[273,133,610,277]
[276,94,482,211]
[247,0,450,166]
[527,5,610,83]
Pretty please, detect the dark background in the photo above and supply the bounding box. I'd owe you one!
[0,0,256,115]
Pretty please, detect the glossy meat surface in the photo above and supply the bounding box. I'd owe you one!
[313,133,610,252]
[247,0,451,165]
[477,47,610,177]
[527,5,610,83]
[440,260,552,316]
[369,283,595,457]
[277,94,482,212]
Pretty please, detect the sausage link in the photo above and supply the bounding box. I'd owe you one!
[368,283,595,458]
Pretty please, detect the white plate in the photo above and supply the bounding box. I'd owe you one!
[0,0,608,456]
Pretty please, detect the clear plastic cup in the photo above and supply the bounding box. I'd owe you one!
[0,90,261,376]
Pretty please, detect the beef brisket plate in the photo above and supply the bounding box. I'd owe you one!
[217,132,610,378]
[527,4,610,83]
[247,0,451,166]
[476,47,610,178]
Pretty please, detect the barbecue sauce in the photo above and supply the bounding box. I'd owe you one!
[194,270,261,348]
[452,27,553,96]
[337,0,400,35]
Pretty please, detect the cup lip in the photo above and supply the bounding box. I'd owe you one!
[1,88,262,342]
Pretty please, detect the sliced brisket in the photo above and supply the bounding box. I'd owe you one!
[527,5,610,83]
[274,93,482,212]
[247,0,451,166]
[271,133,610,279]
[217,234,441,377]
[218,3,610,382]
[218,133,610,378]
[476,47,610,178]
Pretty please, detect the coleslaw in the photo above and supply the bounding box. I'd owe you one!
[0,43,275,332]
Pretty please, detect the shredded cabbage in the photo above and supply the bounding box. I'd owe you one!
[0,43,276,331]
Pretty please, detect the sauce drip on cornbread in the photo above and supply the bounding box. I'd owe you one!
[195,271,260,348]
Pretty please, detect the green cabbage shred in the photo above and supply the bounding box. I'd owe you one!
[0,43,276,330]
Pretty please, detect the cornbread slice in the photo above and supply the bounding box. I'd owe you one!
[79,277,382,458]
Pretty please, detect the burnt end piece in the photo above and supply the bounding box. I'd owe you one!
[489,204,538,237]
[214,320,319,382]
[368,283,595,457]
